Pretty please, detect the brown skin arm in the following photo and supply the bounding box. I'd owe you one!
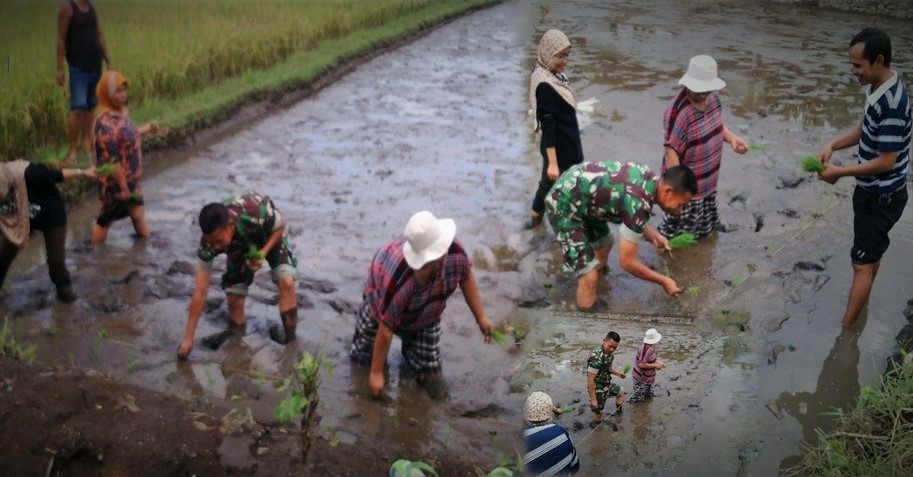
[819,121,863,164]
[459,269,493,343]
[61,166,97,180]
[618,237,682,297]
[177,267,212,359]
[819,150,900,184]
[639,361,665,370]
[587,372,598,408]
[663,146,681,168]
[56,1,73,86]
[545,147,560,180]
[369,321,394,397]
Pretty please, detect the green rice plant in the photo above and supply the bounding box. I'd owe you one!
[749,142,765,151]
[622,364,632,375]
[129,192,143,203]
[390,459,439,477]
[668,232,697,249]
[686,286,700,299]
[559,405,575,414]
[275,351,322,422]
[247,245,263,261]
[95,163,118,176]
[487,467,514,477]
[0,319,37,363]
[489,329,510,346]
[800,155,826,173]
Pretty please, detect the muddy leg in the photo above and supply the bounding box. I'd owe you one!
[226,293,247,326]
[841,261,879,327]
[269,277,298,344]
[576,268,600,309]
[128,204,151,238]
[91,223,110,245]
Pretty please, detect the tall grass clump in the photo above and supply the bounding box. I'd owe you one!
[0,319,37,363]
[783,354,913,476]
[1,0,491,160]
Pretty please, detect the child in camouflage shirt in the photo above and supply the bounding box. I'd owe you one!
[177,190,299,359]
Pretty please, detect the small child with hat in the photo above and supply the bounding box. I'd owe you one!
[629,328,665,403]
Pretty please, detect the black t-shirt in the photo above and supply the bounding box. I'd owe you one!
[24,164,66,231]
[536,83,584,170]
[65,0,102,71]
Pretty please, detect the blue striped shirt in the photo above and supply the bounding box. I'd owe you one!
[857,72,911,193]
[524,423,580,476]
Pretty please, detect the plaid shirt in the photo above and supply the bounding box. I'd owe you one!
[662,90,725,200]
[363,237,471,333]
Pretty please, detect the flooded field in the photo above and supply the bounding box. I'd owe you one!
[4,0,913,474]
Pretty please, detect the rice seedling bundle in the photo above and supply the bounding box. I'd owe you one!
[749,143,765,151]
[129,192,143,203]
[559,405,575,414]
[247,245,263,261]
[96,163,118,176]
[668,232,696,249]
[489,329,509,346]
[800,155,826,173]
[622,364,632,375]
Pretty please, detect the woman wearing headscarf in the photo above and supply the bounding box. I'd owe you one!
[526,29,584,229]
[91,69,159,244]
[0,159,96,302]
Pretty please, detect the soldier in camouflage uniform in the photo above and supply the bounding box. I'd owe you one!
[545,161,697,309]
[587,331,626,423]
[177,190,299,359]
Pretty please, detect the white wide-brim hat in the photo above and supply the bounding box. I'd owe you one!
[678,54,726,93]
[402,211,457,270]
[644,328,662,345]
[525,391,554,422]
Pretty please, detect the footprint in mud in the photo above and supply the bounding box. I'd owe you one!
[323,298,355,315]
[776,177,806,189]
[111,269,140,285]
[298,277,338,294]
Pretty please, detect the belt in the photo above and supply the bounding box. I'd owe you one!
[878,183,906,205]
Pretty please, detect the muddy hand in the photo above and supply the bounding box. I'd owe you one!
[246,258,263,272]
[177,337,193,360]
[369,370,385,397]
[662,278,683,297]
[477,316,494,344]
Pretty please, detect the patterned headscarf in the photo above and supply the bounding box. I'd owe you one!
[525,391,554,423]
[96,70,128,113]
[0,159,32,247]
[529,29,575,131]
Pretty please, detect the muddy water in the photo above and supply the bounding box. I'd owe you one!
[5,0,913,474]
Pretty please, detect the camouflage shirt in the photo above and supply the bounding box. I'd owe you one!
[548,161,657,239]
[197,190,284,262]
[587,347,615,392]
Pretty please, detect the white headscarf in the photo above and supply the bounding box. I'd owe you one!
[529,29,575,131]
[0,159,31,247]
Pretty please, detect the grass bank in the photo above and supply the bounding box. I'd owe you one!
[1,0,499,161]
[784,352,913,476]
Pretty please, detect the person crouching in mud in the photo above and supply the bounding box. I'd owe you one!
[349,211,495,399]
[177,190,299,359]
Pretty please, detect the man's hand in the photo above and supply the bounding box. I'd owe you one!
[650,233,672,257]
[547,163,559,181]
[661,277,683,297]
[246,258,263,272]
[818,164,840,185]
[818,143,835,165]
[590,398,598,411]
[369,370,385,397]
[117,189,130,201]
[56,68,66,87]
[177,337,193,360]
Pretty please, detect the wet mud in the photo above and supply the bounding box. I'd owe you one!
[3,0,913,475]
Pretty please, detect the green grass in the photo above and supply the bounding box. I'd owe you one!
[800,155,826,173]
[0,319,37,363]
[0,0,498,161]
[96,163,117,176]
[784,354,913,476]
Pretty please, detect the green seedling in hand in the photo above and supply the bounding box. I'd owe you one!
[129,192,143,203]
[247,245,263,261]
[559,405,575,414]
[623,364,632,375]
[800,155,826,173]
[489,329,509,346]
[749,143,765,151]
[686,286,700,299]
[668,232,696,249]
[96,163,118,176]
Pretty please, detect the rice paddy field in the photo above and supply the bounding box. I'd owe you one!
[0,0,496,160]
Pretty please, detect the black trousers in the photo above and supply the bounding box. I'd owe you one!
[0,224,71,291]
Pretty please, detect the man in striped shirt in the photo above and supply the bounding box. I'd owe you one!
[818,27,911,328]
[524,391,580,476]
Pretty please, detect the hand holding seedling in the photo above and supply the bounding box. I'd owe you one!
[661,277,683,297]
[246,245,264,272]
[138,121,161,137]
[729,136,749,154]
[477,315,495,344]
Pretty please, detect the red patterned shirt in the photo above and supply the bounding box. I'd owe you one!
[661,90,724,200]
[363,237,471,333]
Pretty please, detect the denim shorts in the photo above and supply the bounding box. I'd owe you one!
[68,66,101,110]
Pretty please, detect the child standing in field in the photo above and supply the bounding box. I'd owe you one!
[629,328,665,403]
[91,69,159,244]
[587,331,626,424]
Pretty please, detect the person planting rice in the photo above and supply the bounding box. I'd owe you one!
[657,55,749,239]
[587,331,626,424]
[816,27,911,328]
[349,211,495,399]
[90,69,159,245]
[177,190,299,359]
[523,391,580,476]
[628,328,666,403]
[544,161,697,310]
[0,161,96,302]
